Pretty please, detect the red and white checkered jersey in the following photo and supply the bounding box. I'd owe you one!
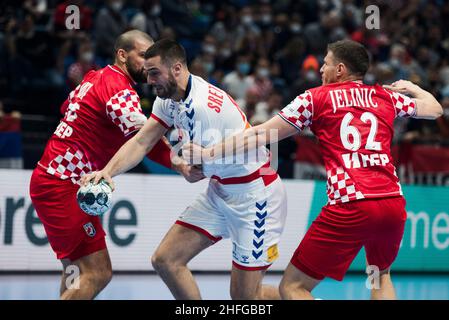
[279,81,417,205]
[38,65,147,184]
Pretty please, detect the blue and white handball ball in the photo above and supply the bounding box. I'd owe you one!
[77,179,113,216]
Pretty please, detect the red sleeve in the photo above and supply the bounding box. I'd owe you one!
[60,99,69,115]
[278,90,314,132]
[150,113,171,129]
[145,139,173,169]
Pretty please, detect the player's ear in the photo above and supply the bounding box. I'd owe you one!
[336,62,345,77]
[172,62,182,77]
[116,49,127,64]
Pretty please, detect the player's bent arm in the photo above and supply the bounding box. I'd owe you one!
[200,115,297,162]
[103,117,168,177]
[413,90,443,120]
[384,80,443,119]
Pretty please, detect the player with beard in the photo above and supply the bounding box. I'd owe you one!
[182,40,443,299]
[29,30,203,299]
[83,39,287,300]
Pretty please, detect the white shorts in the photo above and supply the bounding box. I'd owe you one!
[176,175,287,270]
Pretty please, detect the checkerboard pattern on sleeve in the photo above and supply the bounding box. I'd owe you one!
[278,91,313,131]
[106,89,147,136]
[389,91,417,118]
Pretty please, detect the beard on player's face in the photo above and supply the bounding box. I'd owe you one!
[126,58,147,83]
[155,71,178,99]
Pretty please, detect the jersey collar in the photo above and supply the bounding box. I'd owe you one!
[108,65,136,85]
[181,74,192,103]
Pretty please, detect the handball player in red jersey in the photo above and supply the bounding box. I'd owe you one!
[29,30,203,299]
[184,40,443,300]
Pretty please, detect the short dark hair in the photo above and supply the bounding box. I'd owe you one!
[144,39,187,67]
[114,30,153,53]
[327,40,370,77]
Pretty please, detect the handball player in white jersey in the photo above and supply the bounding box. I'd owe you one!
[83,39,287,300]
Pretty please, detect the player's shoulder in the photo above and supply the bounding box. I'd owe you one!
[310,82,340,94]
[184,74,213,107]
[191,74,233,102]
[153,96,171,108]
[101,65,133,88]
[191,74,232,111]
[377,83,396,97]
[291,84,323,103]
[190,74,210,93]
[98,65,137,100]
[313,81,385,95]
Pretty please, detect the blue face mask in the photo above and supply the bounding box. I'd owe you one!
[203,62,214,74]
[238,63,250,75]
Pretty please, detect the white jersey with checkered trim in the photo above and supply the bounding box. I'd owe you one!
[279,81,417,205]
[151,74,269,179]
[38,65,147,184]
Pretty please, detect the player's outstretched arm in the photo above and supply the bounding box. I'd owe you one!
[81,118,168,187]
[384,80,443,119]
[182,115,297,164]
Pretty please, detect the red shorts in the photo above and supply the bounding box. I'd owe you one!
[290,196,406,281]
[29,167,106,261]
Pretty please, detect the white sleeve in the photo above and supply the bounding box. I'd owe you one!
[150,97,173,129]
[106,89,147,136]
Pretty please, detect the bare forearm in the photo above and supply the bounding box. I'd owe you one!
[408,86,442,119]
[183,116,296,164]
[204,116,296,162]
[104,135,156,177]
[104,118,167,176]
[204,127,272,161]
[385,80,443,120]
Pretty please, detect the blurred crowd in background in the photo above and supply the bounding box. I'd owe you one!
[1,0,449,179]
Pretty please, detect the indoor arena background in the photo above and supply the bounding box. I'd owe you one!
[1,0,449,300]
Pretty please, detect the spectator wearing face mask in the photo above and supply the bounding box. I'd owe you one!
[250,90,284,125]
[289,13,303,36]
[209,5,239,44]
[67,38,99,89]
[130,1,164,41]
[288,54,321,102]
[222,54,254,100]
[233,6,261,51]
[5,12,64,97]
[214,40,235,73]
[201,53,215,79]
[256,3,273,30]
[248,57,273,101]
[94,0,127,63]
[237,87,260,123]
[238,6,260,33]
[387,43,411,81]
[278,36,306,81]
[194,35,219,82]
[201,34,218,58]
